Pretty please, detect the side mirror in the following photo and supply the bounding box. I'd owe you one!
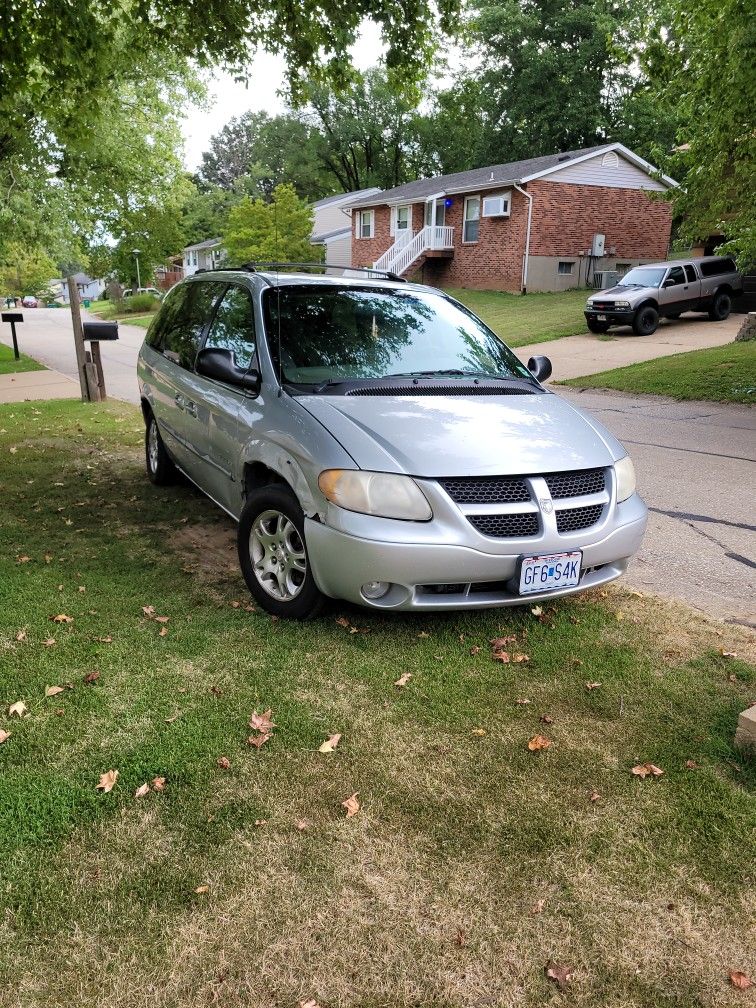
[196,347,261,394]
[663,278,676,288]
[527,355,552,383]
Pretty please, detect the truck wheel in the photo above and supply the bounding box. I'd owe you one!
[632,305,659,336]
[587,320,610,334]
[708,290,732,321]
[237,484,325,620]
[145,412,178,485]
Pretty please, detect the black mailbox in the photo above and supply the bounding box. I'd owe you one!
[82,320,119,341]
[1,312,23,323]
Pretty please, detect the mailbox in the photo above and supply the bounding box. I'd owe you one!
[1,312,23,323]
[83,320,119,341]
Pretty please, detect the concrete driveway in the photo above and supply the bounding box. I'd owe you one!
[2,306,753,624]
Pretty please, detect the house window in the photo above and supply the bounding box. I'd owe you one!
[602,151,619,169]
[557,261,574,275]
[357,210,374,239]
[424,201,446,227]
[395,206,411,233]
[463,196,480,242]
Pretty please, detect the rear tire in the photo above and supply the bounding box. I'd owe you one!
[237,484,325,619]
[587,320,610,334]
[708,290,732,321]
[632,305,659,336]
[145,412,178,485]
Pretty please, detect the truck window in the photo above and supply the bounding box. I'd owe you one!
[684,265,697,283]
[700,258,736,277]
[666,266,685,286]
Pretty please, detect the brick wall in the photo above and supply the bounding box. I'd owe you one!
[351,206,393,268]
[527,179,672,260]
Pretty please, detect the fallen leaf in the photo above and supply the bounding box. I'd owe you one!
[721,650,737,659]
[729,971,753,990]
[294,818,310,831]
[8,701,27,717]
[96,635,113,643]
[9,446,17,454]
[631,762,664,779]
[42,637,56,646]
[194,885,209,895]
[154,615,170,624]
[454,926,465,947]
[318,733,342,753]
[527,734,551,752]
[684,759,698,770]
[530,605,543,616]
[249,709,275,732]
[341,792,360,817]
[96,769,119,793]
[159,626,168,637]
[254,819,268,827]
[589,790,602,803]
[492,652,511,664]
[298,1000,323,1008]
[230,600,241,608]
[0,729,11,744]
[585,681,602,690]
[142,605,155,617]
[247,732,271,748]
[491,635,516,650]
[151,776,166,791]
[335,616,350,627]
[539,714,554,724]
[15,630,26,642]
[417,630,430,638]
[51,614,73,624]
[16,555,30,564]
[134,783,151,798]
[514,697,531,705]
[513,653,530,663]
[394,672,412,687]
[165,714,180,724]
[545,961,574,990]
[469,645,481,655]
[45,685,65,697]
[615,611,624,620]
[216,756,231,770]
[471,727,487,736]
[78,586,86,593]
[532,898,546,914]
[83,671,100,684]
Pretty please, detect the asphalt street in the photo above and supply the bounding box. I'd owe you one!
[3,307,754,625]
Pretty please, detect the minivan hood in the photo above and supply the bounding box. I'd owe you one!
[298,391,625,477]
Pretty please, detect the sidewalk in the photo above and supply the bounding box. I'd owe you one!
[0,369,79,403]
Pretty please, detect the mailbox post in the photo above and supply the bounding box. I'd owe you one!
[1,312,23,360]
[82,320,119,401]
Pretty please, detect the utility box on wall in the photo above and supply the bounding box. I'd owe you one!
[591,233,606,257]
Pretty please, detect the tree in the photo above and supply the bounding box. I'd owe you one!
[0,244,58,298]
[180,182,244,246]
[644,0,756,266]
[223,184,321,264]
[199,113,272,189]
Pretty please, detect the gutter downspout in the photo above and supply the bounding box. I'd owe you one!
[514,183,532,294]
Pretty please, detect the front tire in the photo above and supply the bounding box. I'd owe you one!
[587,320,610,334]
[145,412,178,485]
[708,290,732,321]
[237,484,325,619]
[632,305,659,336]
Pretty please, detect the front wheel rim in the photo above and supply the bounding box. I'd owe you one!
[250,510,307,601]
[147,422,159,472]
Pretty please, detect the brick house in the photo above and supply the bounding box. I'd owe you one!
[347,143,675,292]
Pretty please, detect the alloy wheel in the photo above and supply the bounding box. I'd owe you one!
[250,509,307,601]
[147,421,159,473]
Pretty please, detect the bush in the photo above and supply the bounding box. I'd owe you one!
[123,293,159,313]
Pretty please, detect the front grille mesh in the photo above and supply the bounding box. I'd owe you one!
[469,513,539,538]
[545,468,605,498]
[440,476,530,504]
[556,503,604,533]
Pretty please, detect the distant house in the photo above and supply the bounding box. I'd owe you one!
[348,143,676,292]
[311,188,381,272]
[183,237,224,276]
[52,273,106,303]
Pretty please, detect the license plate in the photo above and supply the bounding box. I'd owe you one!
[519,552,582,595]
[596,314,607,321]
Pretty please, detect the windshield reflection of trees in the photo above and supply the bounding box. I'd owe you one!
[266,289,524,380]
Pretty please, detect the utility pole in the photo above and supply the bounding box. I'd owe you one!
[68,276,95,401]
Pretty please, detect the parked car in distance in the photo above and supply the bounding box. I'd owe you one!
[585,256,743,336]
[21,295,39,308]
[138,267,647,618]
[123,287,163,299]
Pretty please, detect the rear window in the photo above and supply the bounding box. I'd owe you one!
[699,257,737,277]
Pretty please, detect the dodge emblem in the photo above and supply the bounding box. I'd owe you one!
[540,498,554,515]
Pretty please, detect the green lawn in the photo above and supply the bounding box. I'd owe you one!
[447,288,589,347]
[0,340,45,375]
[1,399,754,1008]
[87,302,158,328]
[562,342,756,404]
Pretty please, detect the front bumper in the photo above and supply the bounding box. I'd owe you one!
[305,495,648,611]
[585,309,635,327]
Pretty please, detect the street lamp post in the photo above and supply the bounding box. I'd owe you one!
[132,248,142,292]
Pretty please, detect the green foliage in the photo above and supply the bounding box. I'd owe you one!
[110,177,192,287]
[125,294,160,313]
[223,184,322,264]
[644,0,756,267]
[0,243,58,297]
[180,182,243,246]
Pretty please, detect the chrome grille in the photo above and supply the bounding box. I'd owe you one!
[556,503,604,533]
[440,476,530,504]
[469,513,539,538]
[545,468,605,498]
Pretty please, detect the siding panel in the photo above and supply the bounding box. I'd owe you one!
[541,153,667,191]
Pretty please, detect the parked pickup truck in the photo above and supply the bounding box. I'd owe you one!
[585,256,743,336]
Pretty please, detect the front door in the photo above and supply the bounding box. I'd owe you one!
[425,200,446,227]
[658,264,687,312]
[395,205,412,244]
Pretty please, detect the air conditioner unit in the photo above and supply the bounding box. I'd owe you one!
[482,192,511,217]
[593,270,620,289]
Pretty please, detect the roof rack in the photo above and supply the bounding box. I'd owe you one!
[241,262,407,283]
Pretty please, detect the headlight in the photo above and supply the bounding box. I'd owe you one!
[614,456,636,502]
[613,300,631,309]
[585,301,594,309]
[318,469,432,521]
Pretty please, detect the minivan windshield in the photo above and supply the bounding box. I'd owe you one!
[619,267,666,287]
[263,286,535,386]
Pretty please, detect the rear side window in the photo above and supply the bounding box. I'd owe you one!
[202,285,257,371]
[145,285,184,350]
[160,281,225,369]
[700,257,736,277]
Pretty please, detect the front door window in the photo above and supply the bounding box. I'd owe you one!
[396,206,411,233]
[425,201,446,227]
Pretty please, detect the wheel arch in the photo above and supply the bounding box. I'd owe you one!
[635,298,658,312]
[241,449,319,518]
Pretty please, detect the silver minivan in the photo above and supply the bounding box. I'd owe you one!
[137,267,647,618]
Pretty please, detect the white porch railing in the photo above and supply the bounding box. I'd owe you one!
[373,225,454,276]
[373,228,414,272]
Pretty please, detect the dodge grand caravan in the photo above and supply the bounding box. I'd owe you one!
[137,266,647,618]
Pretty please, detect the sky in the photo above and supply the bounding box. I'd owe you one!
[181,22,384,171]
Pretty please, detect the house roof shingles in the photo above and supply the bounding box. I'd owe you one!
[312,187,381,209]
[348,145,619,208]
